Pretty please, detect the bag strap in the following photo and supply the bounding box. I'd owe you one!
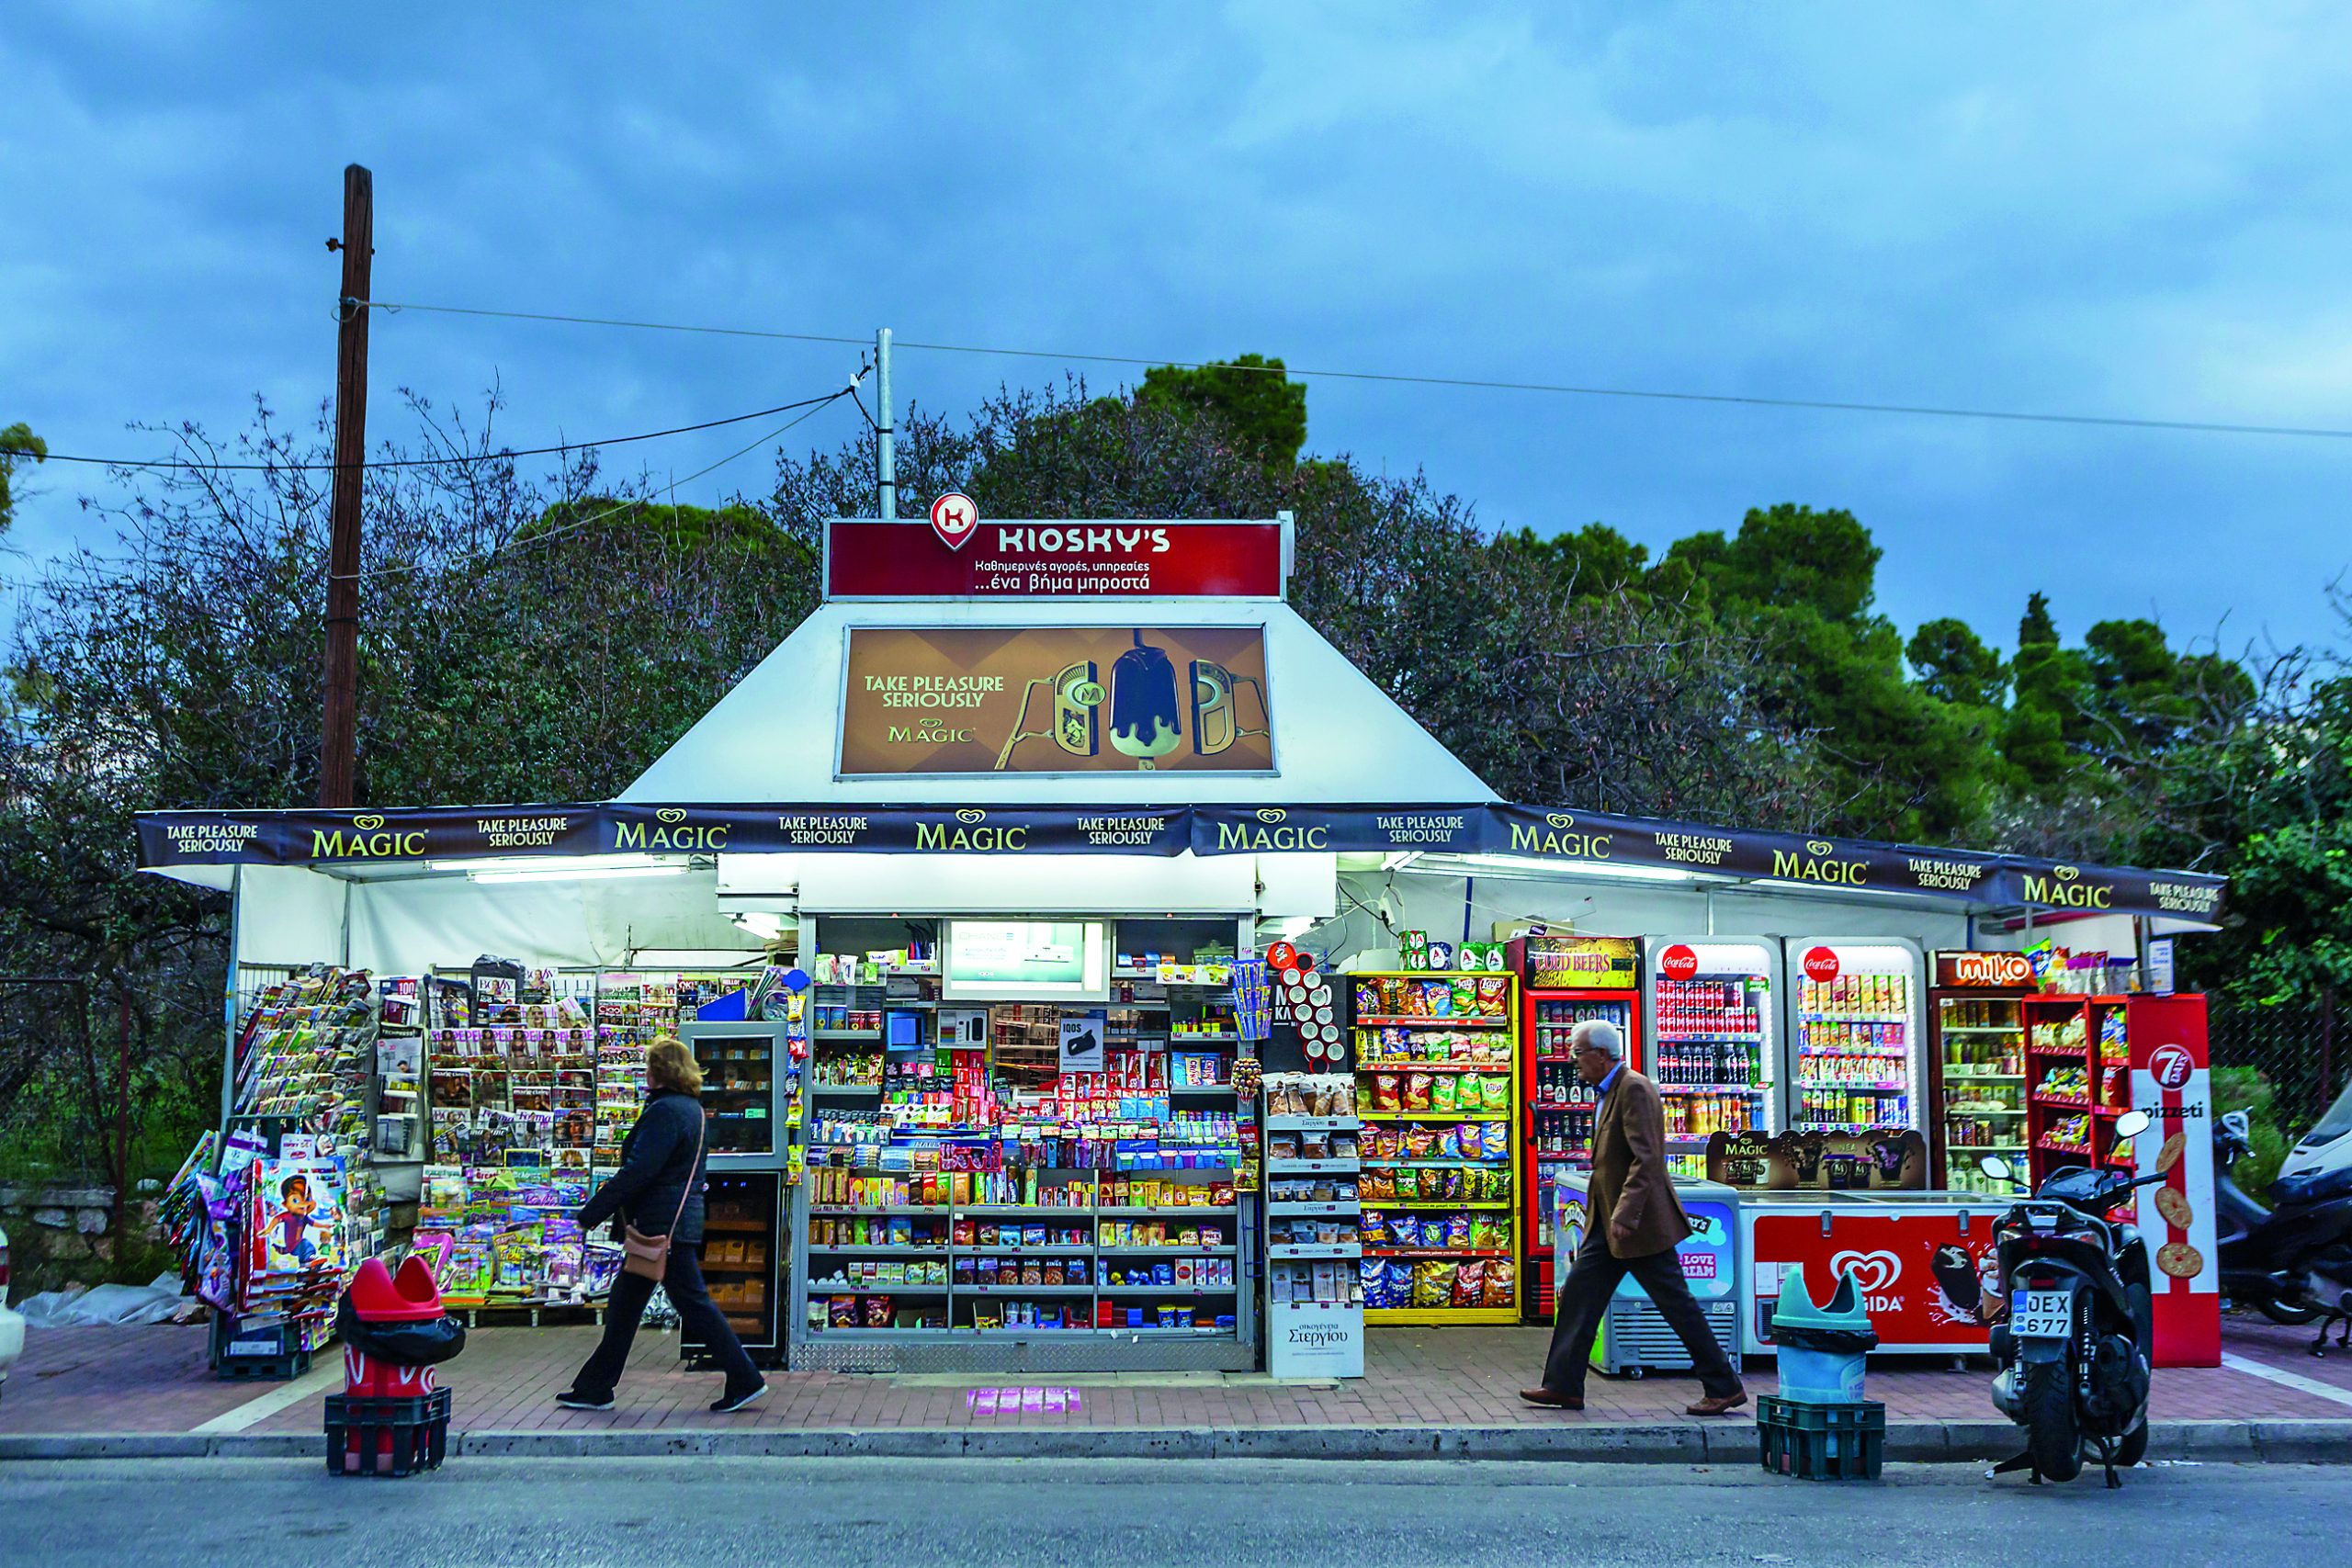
[668,1106,705,1235]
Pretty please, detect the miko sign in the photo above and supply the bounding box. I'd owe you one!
[824,517,1289,600]
[930,491,979,552]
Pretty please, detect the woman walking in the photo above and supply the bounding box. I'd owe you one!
[559,1035,767,1413]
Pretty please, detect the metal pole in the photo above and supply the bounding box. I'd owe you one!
[320,163,374,807]
[876,326,895,520]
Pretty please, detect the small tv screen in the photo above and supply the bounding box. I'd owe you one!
[944,920,1110,1002]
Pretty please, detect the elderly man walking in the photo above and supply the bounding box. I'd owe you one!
[1522,1019,1747,1416]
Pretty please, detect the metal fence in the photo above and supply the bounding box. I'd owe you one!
[2210,999,2342,1134]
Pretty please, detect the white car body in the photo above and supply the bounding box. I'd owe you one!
[0,1219,22,1397]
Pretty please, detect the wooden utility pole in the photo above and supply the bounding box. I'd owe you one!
[320,163,372,807]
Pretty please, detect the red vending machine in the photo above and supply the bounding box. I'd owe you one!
[1925,951,2038,1191]
[1512,934,1644,1320]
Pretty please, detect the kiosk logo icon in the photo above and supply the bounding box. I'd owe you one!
[2150,1043,2194,1089]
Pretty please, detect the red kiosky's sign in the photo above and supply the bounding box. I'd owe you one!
[825,519,1287,600]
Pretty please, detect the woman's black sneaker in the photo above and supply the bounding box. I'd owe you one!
[556,1391,614,1411]
[711,1382,768,1414]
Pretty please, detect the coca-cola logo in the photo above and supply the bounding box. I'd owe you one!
[2149,1043,2195,1089]
[1802,945,1840,983]
[1660,944,1699,982]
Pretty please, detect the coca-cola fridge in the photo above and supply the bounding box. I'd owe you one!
[1643,937,1781,1165]
[1781,939,1926,1142]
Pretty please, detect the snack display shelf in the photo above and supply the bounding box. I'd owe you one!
[1269,1243,1362,1258]
[1943,1025,2024,1034]
[1105,1205,1238,1218]
[1355,1015,1510,1029]
[1370,1307,1520,1326]
[1359,1111,1508,1122]
[811,1282,949,1295]
[1266,1159,1358,1174]
[1357,1060,1510,1074]
[961,1283,1092,1296]
[810,1205,950,1216]
[809,1083,883,1094]
[808,1245,951,1256]
[1366,1201,1510,1212]
[1266,1201,1360,1216]
[1264,1115,1362,1133]
[1099,1245,1235,1256]
[813,1029,882,1042]
[1098,1284,1236,1297]
[1363,1157,1498,1168]
[1365,1246,1511,1258]
[957,1204,1098,1217]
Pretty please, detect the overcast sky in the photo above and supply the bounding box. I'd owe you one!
[5,3,2349,655]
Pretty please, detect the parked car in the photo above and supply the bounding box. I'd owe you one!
[0,1219,22,1401]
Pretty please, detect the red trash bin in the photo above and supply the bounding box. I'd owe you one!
[342,1256,447,1397]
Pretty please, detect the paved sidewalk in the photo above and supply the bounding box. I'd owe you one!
[6,1312,2351,1446]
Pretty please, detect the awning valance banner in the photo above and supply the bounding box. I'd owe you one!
[133,802,2225,921]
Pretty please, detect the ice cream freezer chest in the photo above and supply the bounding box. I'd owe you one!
[1556,1173,1743,1377]
[1738,1192,2007,1357]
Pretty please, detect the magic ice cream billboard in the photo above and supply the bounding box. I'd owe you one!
[838,626,1274,777]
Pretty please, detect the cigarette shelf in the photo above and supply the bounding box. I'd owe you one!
[961,1283,1092,1296]
[808,1245,951,1256]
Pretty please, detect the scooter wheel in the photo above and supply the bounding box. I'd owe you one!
[2024,1361,2082,1482]
[2259,1300,2324,1327]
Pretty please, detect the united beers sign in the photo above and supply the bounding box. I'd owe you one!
[838,626,1276,778]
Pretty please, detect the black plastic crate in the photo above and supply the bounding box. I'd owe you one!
[1757,1394,1885,1481]
[324,1388,452,1477]
[209,1314,314,1382]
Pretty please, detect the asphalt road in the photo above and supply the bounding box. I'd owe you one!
[2,1456,2344,1566]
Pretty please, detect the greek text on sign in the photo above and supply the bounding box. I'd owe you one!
[824,518,1287,599]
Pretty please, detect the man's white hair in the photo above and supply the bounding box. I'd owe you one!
[1571,1019,1624,1060]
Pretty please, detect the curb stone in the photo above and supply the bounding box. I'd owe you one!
[2,1419,2346,1465]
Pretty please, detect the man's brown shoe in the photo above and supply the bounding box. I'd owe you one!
[1685,1390,1749,1416]
[1519,1387,1584,1410]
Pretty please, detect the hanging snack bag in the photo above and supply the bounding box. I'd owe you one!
[1485,1260,1517,1308]
[1453,1259,1487,1307]
[1414,1259,1453,1307]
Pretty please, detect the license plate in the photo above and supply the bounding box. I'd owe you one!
[2011,1289,2072,1339]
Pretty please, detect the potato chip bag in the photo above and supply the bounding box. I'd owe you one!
[1430,1074,1458,1113]
[1451,979,1476,1016]
[1485,1260,1517,1308]
[1406,1072,1433,1111]
[1447,1214,1473,1249]
[1453,1259,1487,1306]
[1414,1259,1453,1306]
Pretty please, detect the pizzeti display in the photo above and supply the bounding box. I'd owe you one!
[839,626,1274,776]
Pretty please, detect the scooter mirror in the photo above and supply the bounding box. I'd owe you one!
[1977,1154,2014,1183]
[2114,1109,2153,1143]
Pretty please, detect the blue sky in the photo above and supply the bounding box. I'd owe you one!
[5,3,2349,655]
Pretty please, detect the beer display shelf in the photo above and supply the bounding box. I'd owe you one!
[1351,971,1522,1325]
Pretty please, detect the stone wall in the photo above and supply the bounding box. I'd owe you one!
[0,1184,121,1294]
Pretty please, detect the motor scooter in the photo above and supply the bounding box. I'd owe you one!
[2215,1107,2352,1352]
[1976,1110,2170,1488]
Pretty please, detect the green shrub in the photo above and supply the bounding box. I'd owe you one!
[2212,1066,2290,1192]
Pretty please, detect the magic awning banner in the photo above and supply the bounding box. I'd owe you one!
[133,802,2227,920]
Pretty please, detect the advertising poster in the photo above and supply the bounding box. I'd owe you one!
[839,626,1274,776]
[1057,1009,1108,1074]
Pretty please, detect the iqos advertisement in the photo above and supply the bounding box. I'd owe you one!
[838,626,1275,777]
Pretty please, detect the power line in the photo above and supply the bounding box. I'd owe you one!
[0,389,853,474]
[351,298,2352,442]
[335,386,855,582]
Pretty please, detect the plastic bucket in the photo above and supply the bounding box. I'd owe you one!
[1775,1343,1868,1404]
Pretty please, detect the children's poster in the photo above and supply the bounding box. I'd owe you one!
[248,1157,349,1277]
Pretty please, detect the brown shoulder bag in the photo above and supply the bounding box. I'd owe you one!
[619,1109,705,1282]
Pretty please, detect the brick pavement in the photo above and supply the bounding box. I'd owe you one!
[6,1314,2350,1438]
